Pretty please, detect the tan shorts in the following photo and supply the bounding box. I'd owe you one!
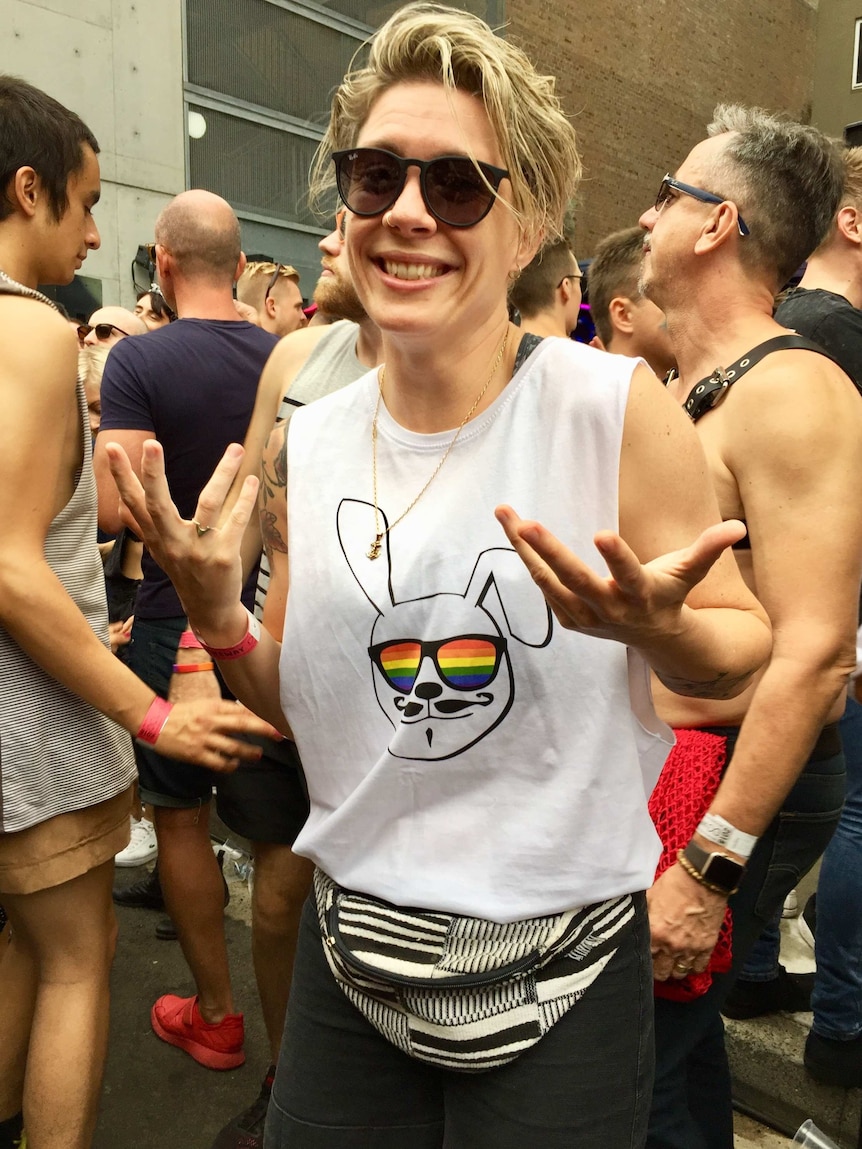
[0,786,133,896]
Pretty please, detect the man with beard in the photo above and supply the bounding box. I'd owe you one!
[208,212,383,1149]
[639,106,862,1148]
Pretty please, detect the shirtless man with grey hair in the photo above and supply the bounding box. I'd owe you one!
[640,104,862,1148]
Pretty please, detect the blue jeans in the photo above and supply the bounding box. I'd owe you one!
[265,893,655,1149]
[811,696,862,1040]
[740,699,862,1033]
[648,726,845,1149]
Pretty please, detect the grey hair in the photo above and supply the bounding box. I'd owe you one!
[706,104,844,287]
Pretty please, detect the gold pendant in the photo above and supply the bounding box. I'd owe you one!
[367,535,382,560]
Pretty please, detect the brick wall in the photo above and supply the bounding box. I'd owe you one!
[505,0,818,256]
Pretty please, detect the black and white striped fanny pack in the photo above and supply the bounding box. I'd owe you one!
[313,868,634,1072]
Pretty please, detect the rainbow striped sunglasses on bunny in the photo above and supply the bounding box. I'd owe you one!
[368,635,507,694]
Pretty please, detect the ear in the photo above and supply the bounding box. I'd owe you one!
[609,295,635,336]
[693,203,738,255]
[265,295,277,320]
[155,244,171,282]
[9,167,40,218]
[512,224,543,278]
[836,205,862,246]
[234,250,248,283]
[558,276,572,305]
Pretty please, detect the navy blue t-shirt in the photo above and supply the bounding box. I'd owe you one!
[99,318,278,618]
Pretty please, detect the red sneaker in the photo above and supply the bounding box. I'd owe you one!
[151,994,245,1070]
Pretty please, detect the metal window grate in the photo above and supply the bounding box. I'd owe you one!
[188,104,335,226]
[186,0,366,125]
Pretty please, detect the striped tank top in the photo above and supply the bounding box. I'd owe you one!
[0,272,136,833]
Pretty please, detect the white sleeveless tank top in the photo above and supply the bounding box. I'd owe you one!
[281,336,670,921]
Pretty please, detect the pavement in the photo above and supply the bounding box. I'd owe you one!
[726,911,862,1149]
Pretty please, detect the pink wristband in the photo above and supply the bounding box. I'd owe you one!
[136,696,174,745]
[178,629,204,650]
[195,608,261,661]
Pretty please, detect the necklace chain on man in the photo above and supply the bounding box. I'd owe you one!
[367,327,510,560]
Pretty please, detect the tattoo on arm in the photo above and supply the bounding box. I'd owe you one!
[259,427,287,559]
[657,668,755,700]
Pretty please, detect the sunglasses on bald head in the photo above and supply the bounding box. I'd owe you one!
[332,147,510,229]
[77,323,132,342]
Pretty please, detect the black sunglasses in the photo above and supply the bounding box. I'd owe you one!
[332,147,510,228]
[557,270,583,288]
[264,263,284,302]
[655,175,750,237]
[77,322,132,342]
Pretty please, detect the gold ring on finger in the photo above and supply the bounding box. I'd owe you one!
[193,519,216,537]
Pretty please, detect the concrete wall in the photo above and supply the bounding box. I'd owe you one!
[2,0,185,307]
[812,0,862,137]
[506,0,819,257]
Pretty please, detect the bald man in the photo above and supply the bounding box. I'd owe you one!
[81,305,146,347]
[93,189,279,1073]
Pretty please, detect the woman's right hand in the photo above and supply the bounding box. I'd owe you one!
[152,697,281,772]
[104,439,257,632]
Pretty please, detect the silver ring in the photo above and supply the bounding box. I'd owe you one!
[383,210,395,229]
[193,519,213,537]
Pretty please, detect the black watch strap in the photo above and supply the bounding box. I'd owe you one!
[681,840,745,895]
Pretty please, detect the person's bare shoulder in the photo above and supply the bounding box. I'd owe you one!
[721,347,862,467]
[254,324,337,423]
[268,324,333,374]
[0,298,78,404]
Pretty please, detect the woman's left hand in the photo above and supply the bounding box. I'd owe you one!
[494,505,745,650]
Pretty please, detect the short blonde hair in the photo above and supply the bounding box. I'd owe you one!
[236,261,300,311]
[309,2,580,243]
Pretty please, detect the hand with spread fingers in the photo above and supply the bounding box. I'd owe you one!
[648,862,729,981]
[104,439,254,629]
[152,697,282,773]
[494,505,746,653]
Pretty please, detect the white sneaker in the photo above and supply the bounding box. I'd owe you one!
[782,889,799,918]
[115,817,158,867]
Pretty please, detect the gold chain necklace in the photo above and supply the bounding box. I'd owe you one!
[367,327,510,560]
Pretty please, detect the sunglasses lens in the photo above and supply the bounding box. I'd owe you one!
[95,325,113,340]
[339,149,402,216]
[377,641,422,693]
[426,159,495,226]
[436,638,500,689]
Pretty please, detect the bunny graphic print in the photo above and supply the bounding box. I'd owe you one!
[337,498,552,761]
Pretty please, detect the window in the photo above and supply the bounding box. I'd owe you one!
[853,17,862,88]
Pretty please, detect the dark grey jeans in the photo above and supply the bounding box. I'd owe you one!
[265,891,655,1149]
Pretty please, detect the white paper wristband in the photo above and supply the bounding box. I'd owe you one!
[696,814,758,859]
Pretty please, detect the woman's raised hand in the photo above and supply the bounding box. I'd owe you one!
[104,439,258,629]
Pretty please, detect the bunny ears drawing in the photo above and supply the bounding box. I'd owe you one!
[337,499,553,762]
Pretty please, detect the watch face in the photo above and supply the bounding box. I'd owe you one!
[703,852,744,891]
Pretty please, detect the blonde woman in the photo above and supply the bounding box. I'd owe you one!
[106,6,769,1145]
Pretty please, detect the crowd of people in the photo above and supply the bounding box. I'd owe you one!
[1,5,861,1149]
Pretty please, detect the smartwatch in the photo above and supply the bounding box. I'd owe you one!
[681,840,745,896]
